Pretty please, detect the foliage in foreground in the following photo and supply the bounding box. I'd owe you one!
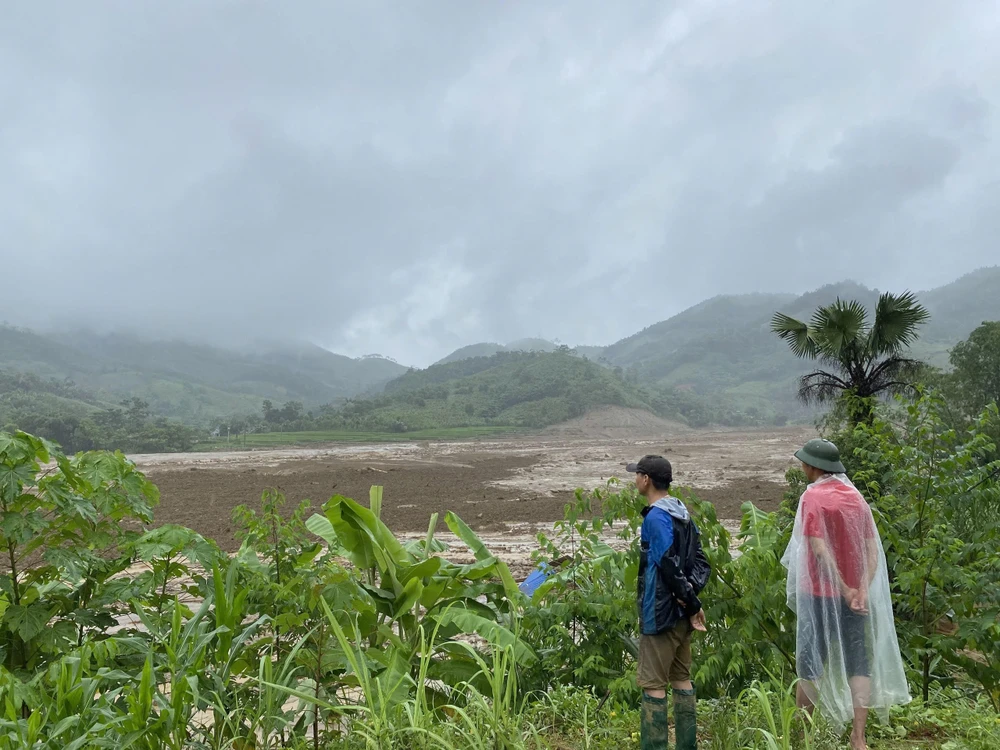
[1,397,999,748]
[522,392,1000,738]
[0,429,530,747]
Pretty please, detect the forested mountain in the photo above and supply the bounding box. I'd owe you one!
[434,338,558,365]
[3,267,998,446]
[0,326,406,423]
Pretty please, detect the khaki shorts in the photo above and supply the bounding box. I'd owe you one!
[637,621,692,689]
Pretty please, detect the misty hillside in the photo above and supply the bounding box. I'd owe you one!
[597,269,1000,422]
[603,270,1000,377]
[3,267,998,443]
[0,369,108,423]
[434,337,558,365]
[601,291,799,367]
[603,280,880,377]
[919,266,1000,342]
[437,269,1000,373]
[0,326,406,422]
[328,349,684,433]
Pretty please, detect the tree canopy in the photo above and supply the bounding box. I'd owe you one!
[948,320,1000,415]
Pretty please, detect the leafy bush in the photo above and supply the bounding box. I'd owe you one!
[520,477,797,702]
[0,428,539,747]
[519,482,644,701]
[946,321,1000,417]
[1,414,1000,747]
[850,394,1000,707]
[0,431,159,674]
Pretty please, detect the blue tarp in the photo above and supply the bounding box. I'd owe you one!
[518,563,554,596]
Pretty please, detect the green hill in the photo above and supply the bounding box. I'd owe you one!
[602,292,796,367]
[426,270,1000,428]
[0,326,408,423]
[599,290,809,422]
[600,270,1000,423]
[0,325,105,377]
[435,343,507,364]
[919,266,1000,345]
[0,367,209,454]
[324,349,689,433]
[5,268,997,444]
[0,369,108,424]
[434,338,558,365]
[0,368,113,451]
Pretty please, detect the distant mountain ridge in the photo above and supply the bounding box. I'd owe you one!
[434,337,559,365]
[432,268,1000,371]
[3,266,998,434]
[594,268,1000,421]
[431,267,1000,424]
[919,267,1000,342]
[0,326,407,423]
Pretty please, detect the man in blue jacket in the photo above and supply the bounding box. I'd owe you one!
[628,455,711,750]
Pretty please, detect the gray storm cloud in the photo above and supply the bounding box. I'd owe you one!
[1,1,997,366]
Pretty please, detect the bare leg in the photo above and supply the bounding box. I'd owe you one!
[849,676,871,750]
[796,680,817,714]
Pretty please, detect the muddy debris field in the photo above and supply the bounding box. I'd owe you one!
[133,417,816,579]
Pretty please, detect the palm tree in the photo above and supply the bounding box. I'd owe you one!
[770,291,930,423]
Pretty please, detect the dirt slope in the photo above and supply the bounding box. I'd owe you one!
[543,406,691,441]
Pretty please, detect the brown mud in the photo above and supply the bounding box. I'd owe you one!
[132,409,816,553]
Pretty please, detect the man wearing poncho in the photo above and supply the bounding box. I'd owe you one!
[781,439,910,750]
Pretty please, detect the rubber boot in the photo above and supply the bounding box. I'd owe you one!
[673,688,697,750]
[641,692,670,750]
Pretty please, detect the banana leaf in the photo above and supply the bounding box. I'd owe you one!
[444,511,520,601]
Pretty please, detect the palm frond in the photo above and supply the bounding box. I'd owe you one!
[868,291,930,356]
[797,370,850,404]
[863,356,924,397]
[770,313,817,359]
[771,293,929,416]
[810,298,868,358]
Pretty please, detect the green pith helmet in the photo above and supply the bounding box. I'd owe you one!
[794,438,847,474]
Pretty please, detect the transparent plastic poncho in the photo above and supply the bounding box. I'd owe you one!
[780,474,910,728]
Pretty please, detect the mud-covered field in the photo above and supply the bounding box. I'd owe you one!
[131,408,816,556]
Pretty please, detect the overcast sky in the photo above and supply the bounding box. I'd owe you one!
[2,1,998,366]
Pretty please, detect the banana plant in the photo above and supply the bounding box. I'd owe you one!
[306,487,535,700]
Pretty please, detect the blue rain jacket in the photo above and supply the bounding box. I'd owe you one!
[637,497,711,635]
